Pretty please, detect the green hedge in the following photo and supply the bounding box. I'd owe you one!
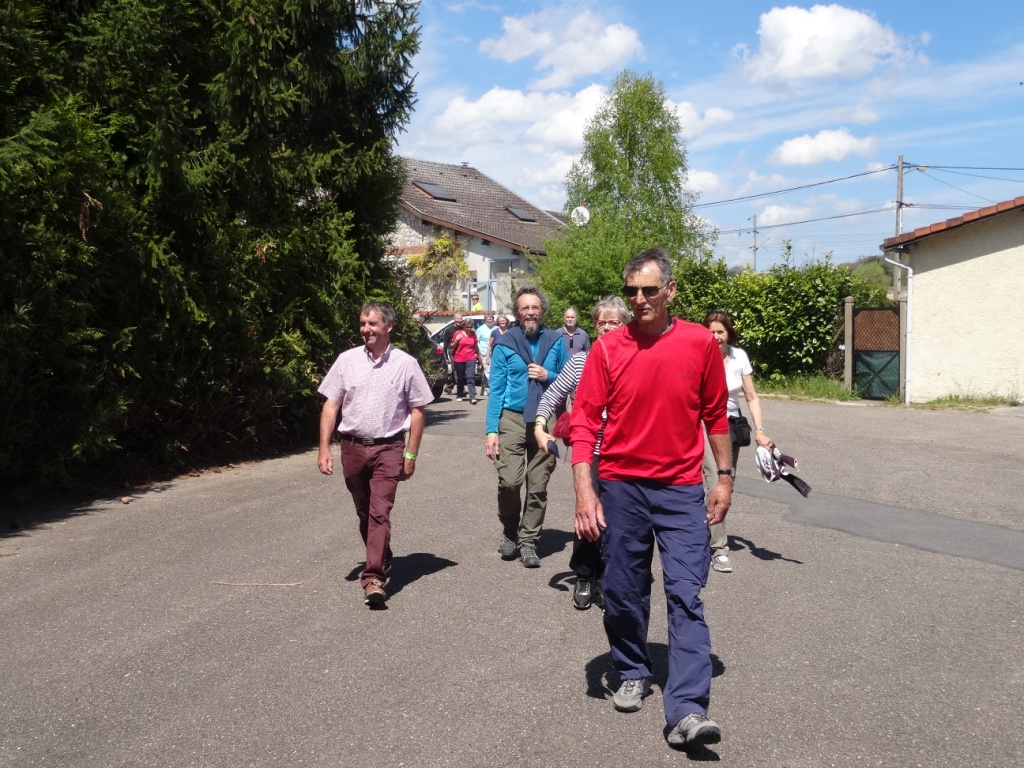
[673,254,891,377]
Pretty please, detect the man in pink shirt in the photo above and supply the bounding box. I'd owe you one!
[570,248,733,749]
[317,302,434,607]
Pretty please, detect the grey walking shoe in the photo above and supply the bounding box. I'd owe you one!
[520,543,540,568]
[667,713,722,747]
[612,677,649,712]
[498,535,519,560]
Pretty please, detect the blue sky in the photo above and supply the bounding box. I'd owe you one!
[396,1,1024,269]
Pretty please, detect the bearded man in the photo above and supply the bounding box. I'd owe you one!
[484,287,567,568]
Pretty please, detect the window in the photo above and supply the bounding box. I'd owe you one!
[506,206,536,222]
[413,181,456,201]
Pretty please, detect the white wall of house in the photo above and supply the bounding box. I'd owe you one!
[906,213,1024,401]
[388,210,529,314]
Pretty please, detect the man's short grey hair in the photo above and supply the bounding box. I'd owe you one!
[514,286,549,317]
[623,247,674,285]
[565,307,577,315]
[360,301,395,326]
[592,296,632,324]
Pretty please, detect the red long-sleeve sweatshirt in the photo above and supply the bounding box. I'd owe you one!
[569,319,729,486]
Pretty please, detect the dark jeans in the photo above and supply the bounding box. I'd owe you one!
[454,360,477,400]
[340,439,404,587]
[571,458,603,579]
[570,536,603,580]
[599,479,712,727]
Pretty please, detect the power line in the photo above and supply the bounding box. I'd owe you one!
[924,168,1024,183]
[912,165,1024,171]
[908,203,990,211]
[917,170,998,204]
[714,204,893,234]
[693,165,896,209]
[702,160,1024,263]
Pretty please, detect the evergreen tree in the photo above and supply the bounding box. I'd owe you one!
[0,1,421,494]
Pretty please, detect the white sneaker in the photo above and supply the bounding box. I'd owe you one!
[612,678,649,712]
[667,713,721,747]
[712,554,733,573]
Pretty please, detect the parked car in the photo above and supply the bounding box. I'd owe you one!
[416,324,449,400]
[428,314,515,393]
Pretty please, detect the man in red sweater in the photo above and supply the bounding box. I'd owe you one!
[570,247,734,750]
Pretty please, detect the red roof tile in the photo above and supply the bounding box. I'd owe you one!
[882,196,1024,251]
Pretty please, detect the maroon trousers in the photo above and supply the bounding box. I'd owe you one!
[340,440,404,587]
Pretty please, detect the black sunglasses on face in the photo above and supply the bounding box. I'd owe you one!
[623,284,665,298]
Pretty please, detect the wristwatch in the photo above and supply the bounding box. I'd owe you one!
[717,469,735,479]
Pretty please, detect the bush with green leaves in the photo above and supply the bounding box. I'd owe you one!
[672,253,892,377]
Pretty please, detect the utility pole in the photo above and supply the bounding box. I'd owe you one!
[750,214,760,272]
[893,154,904,298]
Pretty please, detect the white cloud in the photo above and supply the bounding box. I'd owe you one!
[769,128,878,165]
[736,4,918,84]
[398,84,610,209]
[671,101,734,141]
[429,85,604,149]
[758,204,813,226]
[522,84,607,148]
[446,2,501,11]
[479,8,642,90]
[683,170,725,197]
[738,170,790,195]
[826,105,879,125]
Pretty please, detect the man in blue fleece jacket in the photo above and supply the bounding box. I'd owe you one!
[485,287,568,567]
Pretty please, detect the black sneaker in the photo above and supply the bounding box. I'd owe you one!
[573,578,593,610]
[592,581,605,610]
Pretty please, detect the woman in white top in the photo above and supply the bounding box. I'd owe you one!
[703,310,775,574]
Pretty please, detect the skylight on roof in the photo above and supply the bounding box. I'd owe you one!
[413,181,456,201]
[506,206,536,222]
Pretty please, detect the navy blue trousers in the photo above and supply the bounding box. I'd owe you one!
[600,479,712,726]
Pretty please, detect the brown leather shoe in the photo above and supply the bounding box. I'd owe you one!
[363,579,387,606]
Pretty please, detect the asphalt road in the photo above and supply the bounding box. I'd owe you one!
[2,397,1022,767]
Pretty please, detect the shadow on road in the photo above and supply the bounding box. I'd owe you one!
[538,527,574,558]
[423,408,474,428]
[585,644,727,702]
[344,551,458,602]
[728,534,803,564]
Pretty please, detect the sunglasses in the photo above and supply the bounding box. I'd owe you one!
[622,284,666,298]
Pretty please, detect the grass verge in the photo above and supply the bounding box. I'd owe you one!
[895,393,1022,410]
[757,374,861,402]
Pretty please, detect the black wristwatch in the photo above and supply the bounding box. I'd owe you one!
[717,469,735,479]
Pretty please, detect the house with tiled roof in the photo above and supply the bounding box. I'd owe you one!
[388,158,565,317]
[881,196,1024,402]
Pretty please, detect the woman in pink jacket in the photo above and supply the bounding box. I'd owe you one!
[450,318,481,404]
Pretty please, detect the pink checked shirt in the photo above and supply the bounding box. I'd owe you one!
[318,344,434,439]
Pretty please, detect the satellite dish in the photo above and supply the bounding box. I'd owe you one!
[570,206,590,227]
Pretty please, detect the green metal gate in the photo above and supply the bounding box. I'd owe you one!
[853,307,900,399]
